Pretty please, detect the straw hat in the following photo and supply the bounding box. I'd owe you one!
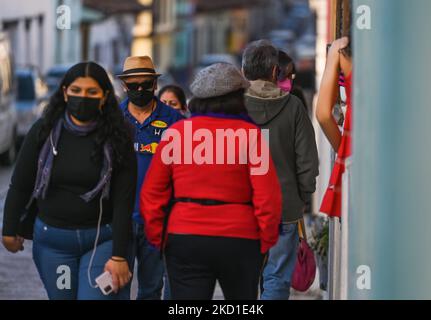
[117,56,161,78]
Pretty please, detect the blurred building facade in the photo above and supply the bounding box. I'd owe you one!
[83,0,285,86]
[172,0,280,85]
[0,0,82,73]
[0,0,288,81]
[82,0,150,75]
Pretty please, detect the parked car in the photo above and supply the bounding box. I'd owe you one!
[0,32,17,166]
[14,67,49,144]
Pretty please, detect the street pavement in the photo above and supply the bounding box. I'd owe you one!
[0,165,47,299]
[0,165,321,300]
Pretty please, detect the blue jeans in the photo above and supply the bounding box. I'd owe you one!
[32,217,131,300]
[261,222,299,300]
[129,221,165,300]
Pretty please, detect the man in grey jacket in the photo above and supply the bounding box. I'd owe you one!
[242,40,319,300]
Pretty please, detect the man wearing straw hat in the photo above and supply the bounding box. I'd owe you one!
[117,56,184,299]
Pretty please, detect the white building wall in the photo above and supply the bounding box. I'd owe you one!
[0,0,82,74]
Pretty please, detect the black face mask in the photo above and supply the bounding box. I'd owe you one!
[66,96,101,122]
[127,89,154,108]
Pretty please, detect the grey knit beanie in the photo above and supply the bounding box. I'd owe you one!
[190,62,250,98]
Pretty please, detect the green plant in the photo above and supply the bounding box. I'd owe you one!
[310,220,329,258]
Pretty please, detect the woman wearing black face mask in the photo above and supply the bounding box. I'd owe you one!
[65,95,103,122]
[1,62,137,300]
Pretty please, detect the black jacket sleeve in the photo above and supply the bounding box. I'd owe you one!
[2,120,42,236]
[110,144,137,258]
[294,104,319,205]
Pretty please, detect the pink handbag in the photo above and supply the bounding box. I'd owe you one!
[291,219,316,292]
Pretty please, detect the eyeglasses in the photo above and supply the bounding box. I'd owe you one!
[124,80,155,91]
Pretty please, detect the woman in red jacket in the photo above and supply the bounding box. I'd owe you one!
[140,63,282,300]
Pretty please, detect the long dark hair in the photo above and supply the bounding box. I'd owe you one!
[278,50,295,81]
[40,62,133,168]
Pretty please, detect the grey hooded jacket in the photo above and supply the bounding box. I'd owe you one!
[245,84,319,223]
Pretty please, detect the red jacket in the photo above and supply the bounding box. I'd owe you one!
[140,115,282,253]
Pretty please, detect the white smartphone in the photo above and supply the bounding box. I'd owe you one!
[95,271,114,295]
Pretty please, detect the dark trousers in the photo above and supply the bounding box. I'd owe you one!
[129,221,165,300]
[165,234,265,300]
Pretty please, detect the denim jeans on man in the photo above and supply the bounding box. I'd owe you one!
[129,221,165,299]
[261,222,299,300]
[32,217,131,300]
[120,98,183,300]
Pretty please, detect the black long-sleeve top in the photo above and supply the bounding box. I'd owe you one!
[2,119,137,258]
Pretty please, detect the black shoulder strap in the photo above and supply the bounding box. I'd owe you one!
[159,198,175,258]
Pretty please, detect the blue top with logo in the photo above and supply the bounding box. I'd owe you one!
[120,97,184,224]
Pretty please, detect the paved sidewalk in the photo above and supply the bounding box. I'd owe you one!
[0,166,322,300]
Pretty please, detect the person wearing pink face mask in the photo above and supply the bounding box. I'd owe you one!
[243,40,319,300]
[277,50,308,113]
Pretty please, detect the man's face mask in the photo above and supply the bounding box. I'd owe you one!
[125,80,155,107]
[66,96,101,122]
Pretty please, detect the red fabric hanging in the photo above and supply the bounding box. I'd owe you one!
[320,73,352,217]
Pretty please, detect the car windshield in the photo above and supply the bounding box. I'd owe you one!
[17,74,35,101]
